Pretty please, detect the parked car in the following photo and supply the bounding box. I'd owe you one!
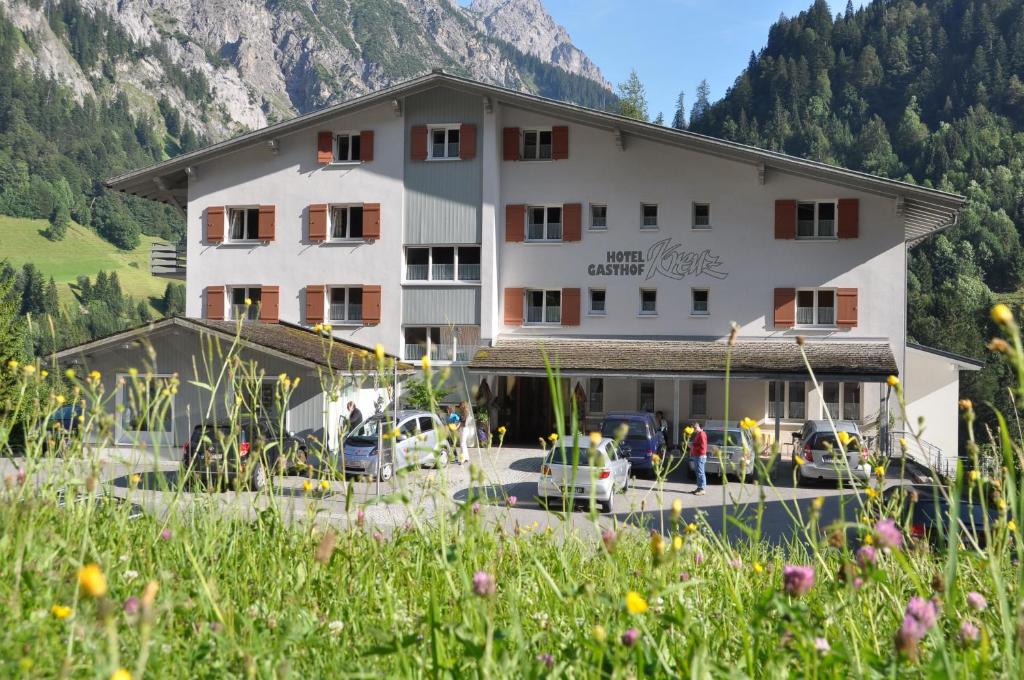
[883,483,999,549]
[310,410,449,482]
[7,404,85,455]
[794,420,870,485]
[598,412,667,474]
[537,435,631,513]
[181,417,306,490]
[688,421,760,482]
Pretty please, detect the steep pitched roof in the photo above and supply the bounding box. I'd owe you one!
[107,70,964,242]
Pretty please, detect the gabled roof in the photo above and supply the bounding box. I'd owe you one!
[52,316,409,373]
[107,70,964,242]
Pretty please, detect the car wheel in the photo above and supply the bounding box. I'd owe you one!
[249,462,268,492]
[600,491,614,514]
[621,474,631,493]
[378,463,394,482]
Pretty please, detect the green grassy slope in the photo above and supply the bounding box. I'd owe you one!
[1,215,170,312]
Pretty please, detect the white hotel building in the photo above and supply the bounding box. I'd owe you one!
[103,71,978,462]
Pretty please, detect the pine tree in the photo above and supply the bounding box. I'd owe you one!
[615,69,649,121]
[653,112,665,126]
[0,271,27,409]
[43,277,59,317]
[690,79,712,128]
[671,90,687,129]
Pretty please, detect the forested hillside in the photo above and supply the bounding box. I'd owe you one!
[687,0,1024,433]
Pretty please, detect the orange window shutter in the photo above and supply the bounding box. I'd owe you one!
[410,125,428,161]
[317,131,334,164]
[837,198,859,239]
[305,285,325,324]
[460,123,477,160]
[561,288,581,326]
[837,288,858,327]
[359,130,374,162]
[205,286,225,320]
[505,204,525,242]
[503,288,524,326]
[362,203,381,240]
[259,286,280,323]
[309,204,327,242]
[258,205,276,241]
[552,126,569,160]
[774,200,797,240]
[206,207,224,243]
[503,127,520,161]
[773,288,796,327]
[563,203,582,241]
[362,285,382,325]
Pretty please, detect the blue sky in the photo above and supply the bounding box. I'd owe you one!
[468,1,868,122]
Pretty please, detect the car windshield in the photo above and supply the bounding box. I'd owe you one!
[348,417,392,442]
[706,429,745,447]
[546,444,611,467]
[601,419,647,439]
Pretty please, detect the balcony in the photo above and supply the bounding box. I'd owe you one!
[406,264,429,281]
[151,242,185,279]
[404,343,454,362]
[431,263,455,280]
[457,264,480,281]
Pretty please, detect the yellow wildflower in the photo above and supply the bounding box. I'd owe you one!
[672,535,683,551]
[244,297,252,306]
[865,487,879,500]
[794,455,806,466]
[625,591,648,615]
[130,474,141,485]
[863,533,874,545]
[837,431,852,447]
[548,433,559,442]
[77,564,108,598]
[650,533,665,557]
[1008,520,1018,532]
[421,354,431,371]
[6,359,18,370]
[111,669,132,680]
[671,498,683,518]
[302,480,313,493]
[969,470,980,482]
[55,394,66,405]
[22,364,35,376]
[589,431,602,447]
[958,399,973,410]
[811,496,824,511]
[683,426,694,436]
[41,369,47,378]
[685,522,697,534]
[886,375,900,387]
[739,417,757,430]
[50,604,73,619]
[991,303,1014,325]
[652,453,661,466]
[753,562,764,574]
[497,426,507,435]
[322,323,332,332]
[313,323,322,333]
[319,480,331,491]
[997,498,1007,510]
[375,344,385,362]
[391,427,402,439]
[593,624,607,643]
[874,466,886,477]
[88,370,101,382]
[448,423,458,432]
[898,437,908,449]
[65,368,75,379]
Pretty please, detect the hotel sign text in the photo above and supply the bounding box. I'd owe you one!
[586,238,729,280]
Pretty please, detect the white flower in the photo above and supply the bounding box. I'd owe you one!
[123,570,139,582]
[328,620,345,635]
[161,644,172,654]
[119,554,130,562]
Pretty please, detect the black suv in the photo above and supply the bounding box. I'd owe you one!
[884,483,999,549]
[182,418,307,490]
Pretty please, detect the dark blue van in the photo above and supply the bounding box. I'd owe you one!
[599,412,667,474]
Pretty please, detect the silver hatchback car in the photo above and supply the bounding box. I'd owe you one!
[690,421,758,481]
[795,420,870,485]
[537,436,631,513]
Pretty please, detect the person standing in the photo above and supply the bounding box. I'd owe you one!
[690,422,707,496]
[347,401,363,431]
[458,401,472,464]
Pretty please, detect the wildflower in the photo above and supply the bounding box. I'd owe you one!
[356,509,365,527]
[739,417,757,430]
[991,303,1014,325]
[41,370,47,378]
[621,628,640,647]
[302,480,313,493]
[852,576,864,589]
[673,536,683,551]
[373,531,384,543]
[65,368,75,379]
[50,605,73,619]
[77,563,108,598]
[874,465,885,476]
[123,569,139,582]
[694,550,705,565]
[814,637,831,654]
[794,455,806,466]
[328,620,345,635]
[421,354,431,371]
[602,528,617,554]
[54,394,66,405]
[548,433,558,442]
[507,496,517,507]
[958,620,980,645]
[6,359,18,370]
[865,487,879,500]
[753,562,764,574]
[322,323,332,332]
[683,426,694,436]
[592,624,607,643]
[19,658,32,672]
[22,364,35,376]
[650,532,665,558]
[782,565,815,597]
[625,591,648,615]
[472,571,496,597]
[375,343,385,362]
[898,437,908,449]
[89,370,101,382]
[874,519,903,549]
[313,323,322,333]
[863,533,874,545]
[958,399,973,410]
[471,502,481,514]
[856,545,877,568]
[679,571,691,582]
[896,597,940,655]
[536,653,554,669]
[729,558,743,569]
[111,669,132,680]
[809,497,825,513]
[589,431,602,447]
[159,528,172,541]
[123,597,140,616]
[652,453,661,466]
[685,522,697,534]
[319,480,331,492]
[837,431,852,447]
[968,470,980,482]
[1009,520,1018,532]
[497,425,506,435]
[244,297,252,306]
[887,375,900,387]
[671,498,683,518]
[966,591,987,611]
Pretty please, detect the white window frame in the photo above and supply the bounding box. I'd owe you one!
[230,286,262,320]
[428,124,461,160]
[795,288,837,327]
[525,289,562,325]
[522,128,553,161]
[328,204,364,241]
[692,202,711,230]
[590,204,608,231]
[766,381,806,421]
[404,246,481,283]
[690,381,708,418]
[639,288,658,316]
[690,288,709,316]
[115,372,176,445]
[226,206,261,243]
[327,286,364,325]
[796,200,837,240]
[588,288,606,316]
[526,205,563,242]
[333,132,362,163]
[641,203,659,229]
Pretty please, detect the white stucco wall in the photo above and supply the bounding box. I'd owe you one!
[904,347,964,463]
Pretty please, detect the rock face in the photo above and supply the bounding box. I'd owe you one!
[0,0,609,141]
[468,0,607,88]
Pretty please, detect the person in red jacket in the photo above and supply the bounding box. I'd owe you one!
[690,422,708,495]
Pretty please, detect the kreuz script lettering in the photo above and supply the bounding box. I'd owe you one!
[644,239,728,280]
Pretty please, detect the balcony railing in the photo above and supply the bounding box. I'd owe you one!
[406,265,429,281]
[527,307,560,324]
[458,264,481,281]
[404,344,454,362]
[151,242,186,279]
[431,263,455,280]
[329,303,361,323]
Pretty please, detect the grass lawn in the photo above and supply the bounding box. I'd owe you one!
[0,215,171,313]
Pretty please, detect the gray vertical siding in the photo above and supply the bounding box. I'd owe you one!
[402,287,481,325]
[404,88,483,244]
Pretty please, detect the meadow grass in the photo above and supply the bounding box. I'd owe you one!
[1,314,1023,678]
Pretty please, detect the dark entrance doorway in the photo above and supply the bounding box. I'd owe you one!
[496,376,562,444]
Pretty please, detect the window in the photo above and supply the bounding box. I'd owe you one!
[796,201,836,239]
[796,289,836,326]
[641,204,659,228]
[429,126,460,159]
[527,206,562,241]
[526,289,561,324]
[405,246,480,282]
[842,383,861,420]
[588,289,606,315]
[820,382,861,420]
[768,381,784,419]
[230,287,261,320]
[334,133,362,162]
[638,381,655,413]
[590,204,607,230]
[693,203,711,229]
[403,326,480,362]
[767,381,806,419]
[328,287,363,324]
[404,327,441,362]
[691,288,709,316]
[329,205,364,240]
[788,382,805,419]
[522,129,552,160]
[639,288,657,315]
[690,382,707,418]
[588,378,604,414]
[228,207,260,241]
[822,382,840,419]
[119,375,175,434]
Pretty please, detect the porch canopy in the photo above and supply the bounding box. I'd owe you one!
[468,337,898,382]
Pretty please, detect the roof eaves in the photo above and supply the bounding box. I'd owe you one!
[907,343,984,370]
